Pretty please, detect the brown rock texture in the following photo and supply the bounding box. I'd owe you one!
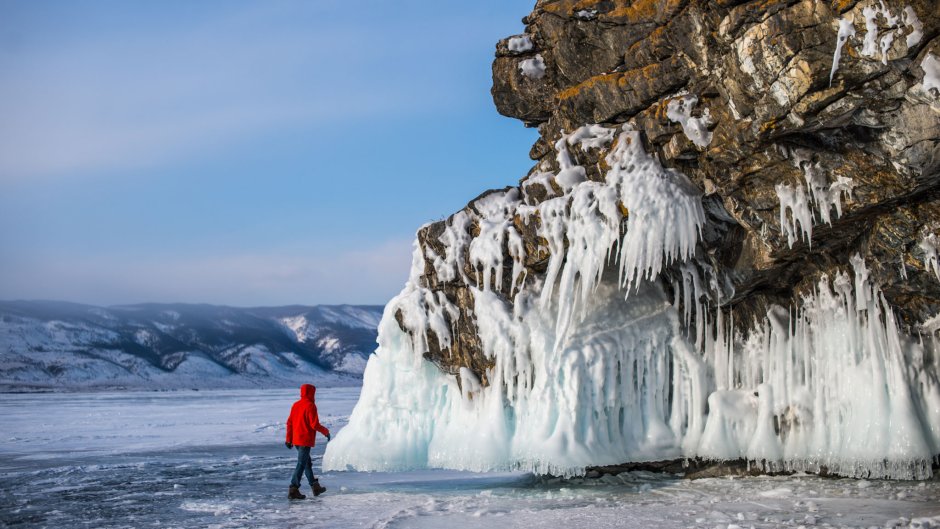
[406,0,940,388]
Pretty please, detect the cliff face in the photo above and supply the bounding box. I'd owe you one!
[325,0,940,479]
[415,0,939,381]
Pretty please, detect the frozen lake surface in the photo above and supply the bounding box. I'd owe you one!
[1,388,939,528]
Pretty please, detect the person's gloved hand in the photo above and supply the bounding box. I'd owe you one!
[285,442,293,449]
[326,433,331,442]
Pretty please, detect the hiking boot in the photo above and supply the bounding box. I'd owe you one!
[288,486,306,500]
[312,480,327,497]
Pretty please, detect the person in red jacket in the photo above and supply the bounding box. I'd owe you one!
[285,383,331,500]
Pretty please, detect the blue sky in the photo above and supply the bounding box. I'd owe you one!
[0,0,539,306]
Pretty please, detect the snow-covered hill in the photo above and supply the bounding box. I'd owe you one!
[0,301,384,391]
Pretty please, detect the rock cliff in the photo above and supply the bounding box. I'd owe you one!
[325,0,940,479]
[412,0,939,384]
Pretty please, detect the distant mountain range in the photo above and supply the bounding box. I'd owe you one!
[0,300,385,391]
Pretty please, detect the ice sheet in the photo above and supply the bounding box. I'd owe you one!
[2,389,938,529]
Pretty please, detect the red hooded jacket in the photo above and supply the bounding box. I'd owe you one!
[286,384,330,447]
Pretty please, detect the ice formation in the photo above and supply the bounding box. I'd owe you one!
[830,3,922,83]
[775,154,854,248]
[797,155,855,227]
[920,233,940,282]
[575,9,597,20]
[903,6,923,48]
[324,124,940,480]
[829,16,856,86]
[519,54,546,79]
[922,53,940,96]
[507,35,533,53]
[859,2,921,63]
[665,94,713,148]
[775,184,813,248]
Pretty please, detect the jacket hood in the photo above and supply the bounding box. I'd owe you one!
[300,383,316,401]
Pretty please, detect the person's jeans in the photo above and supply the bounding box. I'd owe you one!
[290,445,316,488]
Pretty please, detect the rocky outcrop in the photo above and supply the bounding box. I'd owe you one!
[404,0,939,383]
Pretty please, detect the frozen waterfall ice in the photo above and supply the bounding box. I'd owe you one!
[323,125,940,480]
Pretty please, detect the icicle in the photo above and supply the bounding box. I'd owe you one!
[606,125,705,292]
[798,155,854,226]
[468,189,522,292]
[920,233,940,281]
[830,16,855,86]
[431,210,473,284]
[776,183,812,248]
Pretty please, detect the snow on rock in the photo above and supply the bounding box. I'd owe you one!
[575,9,597,20]
[507,35,533,53]
[521,171,559,202]
[427,210,473,284]
[920,312,940,334]
[519,54,546,79]
[830,4,922,84]
[281,315,310,342]
[468,188,524,292]
[859,2,921,63]
[904,6,924,48]
[922,53,940,96]
[666,94,713,148]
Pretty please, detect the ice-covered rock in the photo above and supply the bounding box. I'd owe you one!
[327,0,940,479]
